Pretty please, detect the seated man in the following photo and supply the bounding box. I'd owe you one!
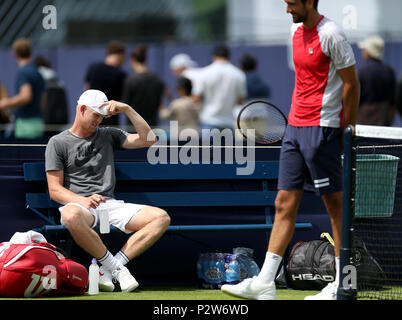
[45,89,170,292]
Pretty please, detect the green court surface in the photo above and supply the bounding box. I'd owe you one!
[0,286,318,300]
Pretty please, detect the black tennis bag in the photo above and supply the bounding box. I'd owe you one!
[285,235,386,291]
[352,238,386,290]
[285,239,335,290]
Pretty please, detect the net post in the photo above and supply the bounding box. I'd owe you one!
[337,125,357,300]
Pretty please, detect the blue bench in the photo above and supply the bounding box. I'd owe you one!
[23,161,312,241]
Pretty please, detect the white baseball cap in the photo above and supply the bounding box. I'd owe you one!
[77,89,109,115]
[358,35,385,60]
[169,53,197,70]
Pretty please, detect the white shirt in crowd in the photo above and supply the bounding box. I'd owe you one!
[194,60,247,129]
[182,67,203,95]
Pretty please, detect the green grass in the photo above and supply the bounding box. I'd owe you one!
[0,286,319,300]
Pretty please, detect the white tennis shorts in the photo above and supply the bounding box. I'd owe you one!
[59,198,146,234]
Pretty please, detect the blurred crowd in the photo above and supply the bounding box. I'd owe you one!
[0,35,402,142]
[0,38,271,141]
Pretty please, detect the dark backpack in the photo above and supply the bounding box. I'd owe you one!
[43,79,69,125]
[286,239,335,290]
[352,237,386,290]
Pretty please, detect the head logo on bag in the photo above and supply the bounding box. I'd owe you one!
[290,273,334,282]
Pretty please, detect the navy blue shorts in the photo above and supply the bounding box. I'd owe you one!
[277,125,343,195]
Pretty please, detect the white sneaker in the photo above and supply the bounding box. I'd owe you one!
[112,266,139,292]
[304,282,338,300]
[221,277,276,300]
[99,266,114,292]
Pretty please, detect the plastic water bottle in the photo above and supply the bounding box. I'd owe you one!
[233,247,260,280]
[225,254,240,284]
[88,258,99,295]
[215,253,226,288]
[98,207,110,234]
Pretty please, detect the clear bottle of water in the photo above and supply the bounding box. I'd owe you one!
[98,206,110,234]
[233,247,260,279]
[225,254,240,285]
[215,253,226,288]
[88,258,99,295]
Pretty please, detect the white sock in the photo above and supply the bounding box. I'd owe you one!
[98,250,123,271]
[335,256,340,284]
[256,252,282,284]
[114,250,130,266]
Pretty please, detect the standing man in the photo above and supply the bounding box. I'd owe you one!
[193,45,246,131]
[221,0,360,300]
[239,53,271,101]
[45,89,170,292]
[85,41,127,126]
[122,45,165,128]
[0,38,45,139]
[356,35,396,126]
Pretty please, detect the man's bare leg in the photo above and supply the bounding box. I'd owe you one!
[61,204,107,258]
[268,189,304,255]
[119,206,170,260]
[220,189,303,300]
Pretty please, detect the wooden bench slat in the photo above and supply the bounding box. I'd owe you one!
[26,191,277,208]
[116,191,276,206]
[23,161,279,181]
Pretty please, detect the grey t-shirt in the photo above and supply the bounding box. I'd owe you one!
[45,127,129,198]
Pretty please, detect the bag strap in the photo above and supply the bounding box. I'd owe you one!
[287,241,306,269]
[320,232,335,246]
[289,241,306,257]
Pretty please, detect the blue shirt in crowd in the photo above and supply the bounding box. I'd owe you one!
[14,63,45,119]
[245,71,270,100]
[359,58,395,105]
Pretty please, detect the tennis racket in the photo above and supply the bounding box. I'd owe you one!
[237,100,288,144]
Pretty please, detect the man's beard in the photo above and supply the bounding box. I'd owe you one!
[292,10,308,23]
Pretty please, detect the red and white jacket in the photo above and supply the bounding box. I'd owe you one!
[289,16,356,128]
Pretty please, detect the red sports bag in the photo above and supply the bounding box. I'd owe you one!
[0,242,88,297]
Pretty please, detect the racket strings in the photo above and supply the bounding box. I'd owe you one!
[238,102,287,144]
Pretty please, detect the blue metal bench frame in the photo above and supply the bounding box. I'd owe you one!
[23,161,312,238]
